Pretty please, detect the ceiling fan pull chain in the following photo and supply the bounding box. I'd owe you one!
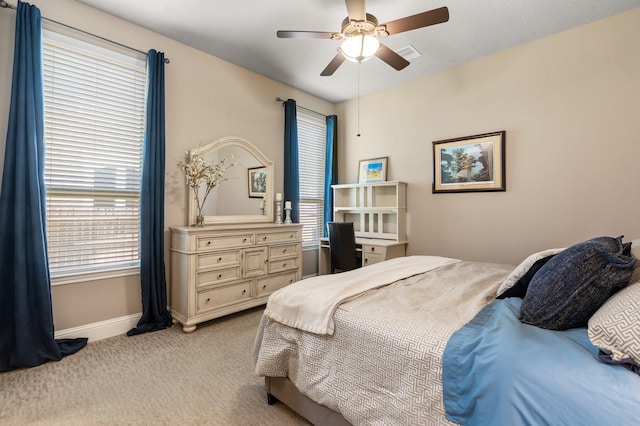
[357,64,361,137]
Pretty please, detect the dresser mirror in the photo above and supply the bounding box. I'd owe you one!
[187,136,274,225]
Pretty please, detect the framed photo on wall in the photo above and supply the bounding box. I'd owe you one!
[432,131,506,193]
[248,166,267,198]
[358,157,388,184]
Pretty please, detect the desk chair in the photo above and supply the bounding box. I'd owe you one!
[327,222,361,273]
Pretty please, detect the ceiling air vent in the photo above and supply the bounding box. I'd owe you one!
[395,45,422,61]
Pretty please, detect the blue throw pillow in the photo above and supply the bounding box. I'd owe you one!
[521,236,635,330]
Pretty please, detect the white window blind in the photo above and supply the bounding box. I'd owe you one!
[42,31,147,277]
[297,110,326,249]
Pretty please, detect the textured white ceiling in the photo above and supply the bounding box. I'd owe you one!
[76,0,640,103]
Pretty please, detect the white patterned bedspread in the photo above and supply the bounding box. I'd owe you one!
[266,256,459,335]
[254,260,513,425]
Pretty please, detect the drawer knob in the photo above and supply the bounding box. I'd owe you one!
[217,274,223,279]
[283,263,287,267]
[263,236,268,241]
[242,289,247,294]
[206,241,211,245]
[370,247,375,252]
[289,234,294,238]
[217,257,222,262]
[243,238,247,242]
[289,279,294,284]
[206,297,210,303]
[262,284,267,289]
[282,248,287,253]
[365,258,369,263]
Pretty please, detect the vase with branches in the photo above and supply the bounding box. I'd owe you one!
[177,152,236,226]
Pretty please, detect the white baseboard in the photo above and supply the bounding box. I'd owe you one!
[55,313,142,343]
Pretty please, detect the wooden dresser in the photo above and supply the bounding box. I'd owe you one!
[170,223,302,332]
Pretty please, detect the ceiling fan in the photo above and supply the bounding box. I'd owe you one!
[276,0,449,76]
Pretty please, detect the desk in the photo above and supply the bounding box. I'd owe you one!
[318,237,407,275]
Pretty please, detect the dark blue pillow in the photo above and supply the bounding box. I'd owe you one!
[521,236,635,330]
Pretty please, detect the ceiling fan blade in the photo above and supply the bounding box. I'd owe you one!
[375,43,410,71]
[382,6,449,35]
[345,0,366,22]
[321,52,346,76]
[277,30,335,39]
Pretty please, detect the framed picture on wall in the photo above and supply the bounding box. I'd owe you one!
[358,157,388,183]
[432,130,506,193]
[248,166,267,198]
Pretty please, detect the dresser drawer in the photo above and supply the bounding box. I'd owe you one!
[268,243,300,260]
[363,244,386,257]
[257,230,300,245]
[196,251,240,270]
[197,233,254,250]
[257,271,297,297]
[196,266,242,287]
[196,281,252,313]
[268,256,300,274]
[363,253,384,266]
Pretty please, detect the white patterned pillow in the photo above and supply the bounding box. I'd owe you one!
[588,282,640,365]
[630,238,640,283]
[496,248,564,297]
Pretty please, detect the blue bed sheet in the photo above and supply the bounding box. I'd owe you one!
[442,298,640,426]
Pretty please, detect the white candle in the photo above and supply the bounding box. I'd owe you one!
[285,201,291,209]
[275,192,282,201]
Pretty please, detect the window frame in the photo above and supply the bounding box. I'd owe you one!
[297,109,327,250]
[42,28,147,284]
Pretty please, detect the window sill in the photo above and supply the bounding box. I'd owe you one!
[51,267,139,286]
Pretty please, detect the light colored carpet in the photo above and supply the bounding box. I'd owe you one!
[0,307,310,426]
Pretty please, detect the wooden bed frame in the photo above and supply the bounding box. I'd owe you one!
[265,376,351,426]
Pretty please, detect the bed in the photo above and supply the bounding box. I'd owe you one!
[253,236,640,425]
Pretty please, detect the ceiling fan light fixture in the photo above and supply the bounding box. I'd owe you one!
[340,34,380,63]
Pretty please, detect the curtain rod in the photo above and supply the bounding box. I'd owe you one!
[0,0,170,63]
[276,97,326,117]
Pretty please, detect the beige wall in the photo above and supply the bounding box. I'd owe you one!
[2,2,639,332]
[0,0,334,330]
[336,8,640,266]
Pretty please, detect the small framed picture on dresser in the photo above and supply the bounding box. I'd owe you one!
[248,166,267,198]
